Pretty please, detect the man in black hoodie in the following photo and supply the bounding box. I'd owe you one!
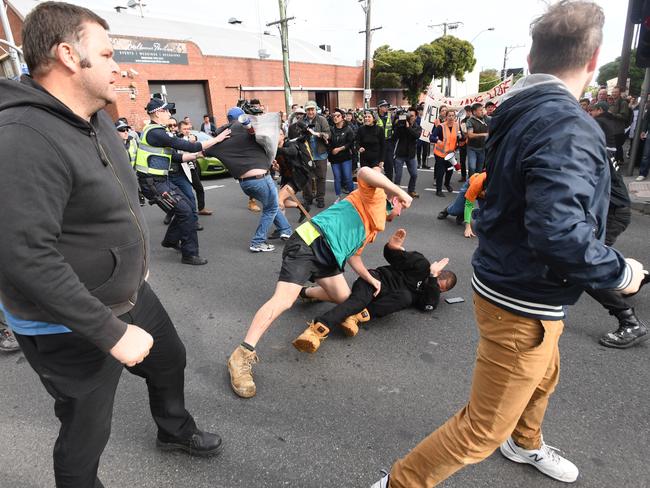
[0,4,222,487]
[374,2,646,488]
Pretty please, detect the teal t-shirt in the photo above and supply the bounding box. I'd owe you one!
[311,199,366,269]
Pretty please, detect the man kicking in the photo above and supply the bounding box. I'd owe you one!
[227,166,412,397]
[292,229,456,353]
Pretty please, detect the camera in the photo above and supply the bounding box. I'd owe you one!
[237,99,264,115]
[395,108,408,125]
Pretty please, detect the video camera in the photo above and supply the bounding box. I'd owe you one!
[237,99,264,115]
[395,108,409,125]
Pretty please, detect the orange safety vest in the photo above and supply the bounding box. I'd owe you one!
[433,122,459,158]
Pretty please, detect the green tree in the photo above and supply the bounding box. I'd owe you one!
[597,50,644,95]
[371,36,476,105]
[479,69,500,92]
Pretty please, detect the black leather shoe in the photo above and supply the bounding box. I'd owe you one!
[316,201,325,208]
[599,309,649,349]
[163,213,173,225]
[196,224,204,231]
[156,430,223,457]
[437,209,448,220]
[445,184,453,193]
[181,255,208,265]
[161,240,181,251]
[436,191,445,197]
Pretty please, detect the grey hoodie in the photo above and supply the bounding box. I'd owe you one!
[0,76,150,352]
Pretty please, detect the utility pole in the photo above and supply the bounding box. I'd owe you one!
[359,0,381,108]
[0,0,22,78]
[628,67,650,176]
[618,0,636,91]
[428,21,463,96]
[267,1,295,114]
[502,45,525,81]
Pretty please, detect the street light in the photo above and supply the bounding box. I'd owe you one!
[126,0,145,18]
[470,27,495,43]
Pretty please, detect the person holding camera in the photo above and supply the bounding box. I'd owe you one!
[136,98,230,265]
[328,108,356,202]
[431,109,464,197]
[393,107,422,198]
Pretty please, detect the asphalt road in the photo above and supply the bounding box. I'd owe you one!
[2,166,649,488]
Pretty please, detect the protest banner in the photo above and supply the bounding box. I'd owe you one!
[420,76,514,142]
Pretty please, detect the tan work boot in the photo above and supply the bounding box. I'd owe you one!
[292,321,330,353]
[340,308,371,337]
[247,198,261,212]
[227,345,259,398]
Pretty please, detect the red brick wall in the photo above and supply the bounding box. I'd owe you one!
[0,2,24,47]
[107,39,365,129]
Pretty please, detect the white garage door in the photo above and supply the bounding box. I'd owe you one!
[147,81,209,128]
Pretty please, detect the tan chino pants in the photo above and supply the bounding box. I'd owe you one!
[390,293,564,487]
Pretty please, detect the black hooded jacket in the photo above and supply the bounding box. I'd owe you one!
[0,76,150,352]
[471,75,630,320]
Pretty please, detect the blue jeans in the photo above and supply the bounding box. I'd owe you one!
[640,137,650,177]
[239,175,292,246]
[446,181,470,216]
[394,157,418,193]
[169,173,198,220]
[467,147,486,176]
[331,160,354,196]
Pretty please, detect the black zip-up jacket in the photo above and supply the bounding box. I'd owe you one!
[328,124,354,164]
[472,76,630,320]
[0,76,150,352]
[356,124,385,165]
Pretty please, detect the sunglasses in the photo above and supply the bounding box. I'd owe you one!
[168,124,178,128]
[117,127,128,132]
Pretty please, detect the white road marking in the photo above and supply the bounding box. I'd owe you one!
[204,185,225,190]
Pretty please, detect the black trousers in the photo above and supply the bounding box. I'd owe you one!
[190,167,205,211]
[434,155,453,192]
[316,273,412,328]
[416,142,430,168]
[383,140,396,182]
[614,133,626,163]
[302,159,327,204]
[459,145,467,179]
[585,204,633,316]
[14,282,196,488]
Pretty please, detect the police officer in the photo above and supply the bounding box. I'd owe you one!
[116,119,137,167]
[376,100,395,181]
[135,98,230,265]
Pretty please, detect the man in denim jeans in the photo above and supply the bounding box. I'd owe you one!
[206,107,292,252]
[393,108,422,198]
[465,102,489,176]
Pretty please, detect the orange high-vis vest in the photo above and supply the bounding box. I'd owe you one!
[433,122,459,158]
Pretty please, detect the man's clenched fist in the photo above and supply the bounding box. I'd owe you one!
[110,324,154,367]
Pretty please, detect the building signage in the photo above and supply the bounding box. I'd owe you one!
[111,37,188,65]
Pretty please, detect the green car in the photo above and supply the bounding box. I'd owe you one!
[191,131,229,177]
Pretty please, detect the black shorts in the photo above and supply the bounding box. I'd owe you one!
[278,234,341,285]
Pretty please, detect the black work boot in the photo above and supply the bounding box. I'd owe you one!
[599,308,649,349]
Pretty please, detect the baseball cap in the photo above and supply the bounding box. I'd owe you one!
[294,107,306,114]
[115,120,130,131]
[305,100,318,109]
[227,107,245,121]
[145,98,175,114]
[593,101,609,112]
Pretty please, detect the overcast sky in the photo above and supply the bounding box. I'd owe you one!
[54,0,627,77]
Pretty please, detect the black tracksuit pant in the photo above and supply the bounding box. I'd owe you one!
[316,271,413,328]
[190,167,205,211]
[585,204,633,316]
[434,155,453,192]
[14,282,196,488]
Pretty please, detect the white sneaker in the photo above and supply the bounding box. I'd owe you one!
[500,436,578,483]
[249,242,275,253]
[636,175,646,181]
[370,470,389,488]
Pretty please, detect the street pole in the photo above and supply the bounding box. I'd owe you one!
[502,46,508,81]
[0,0,22,78]
[364,0,372,108]
[267,2,294,114]
[628,67,650,176]
[428,21,463,96]
[618,0,636,91]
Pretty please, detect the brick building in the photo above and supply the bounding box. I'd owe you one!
[2,0,372,128]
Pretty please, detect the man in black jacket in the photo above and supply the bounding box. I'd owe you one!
[376,2,646,487]
[392,108,422,198]
[0,4,223,487]
[291,229,455,353]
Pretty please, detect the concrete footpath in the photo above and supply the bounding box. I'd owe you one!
[625,176,650,214]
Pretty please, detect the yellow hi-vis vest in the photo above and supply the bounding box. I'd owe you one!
[376,114,393,140]
[135,124,173,176]
[126,138,138,168]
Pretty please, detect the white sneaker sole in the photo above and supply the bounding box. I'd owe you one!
[500,439,578,483]
[249,246,275,253]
